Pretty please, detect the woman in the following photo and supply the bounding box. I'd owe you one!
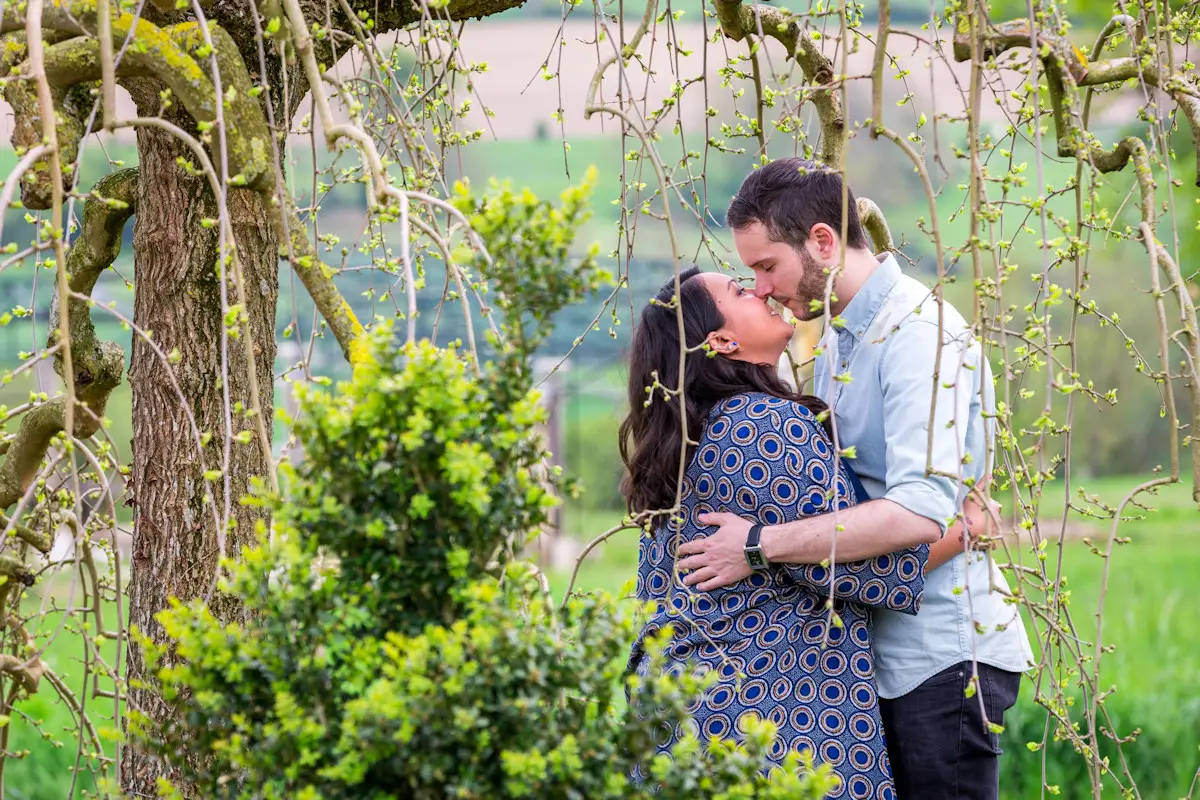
[620,267,928,800]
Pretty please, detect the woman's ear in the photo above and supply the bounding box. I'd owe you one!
[705,330,739,355]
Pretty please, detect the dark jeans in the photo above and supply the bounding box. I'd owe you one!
[879,661,1022,800]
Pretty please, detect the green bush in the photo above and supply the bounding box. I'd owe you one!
[134,178,839,799]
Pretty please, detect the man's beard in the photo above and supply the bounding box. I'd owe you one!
[789,248,832,321]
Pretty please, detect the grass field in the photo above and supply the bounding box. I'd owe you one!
[7,475,1199,799]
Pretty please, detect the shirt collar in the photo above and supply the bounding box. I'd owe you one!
[835,253,901,340]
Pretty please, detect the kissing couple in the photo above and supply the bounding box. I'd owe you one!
[621,159,1034,799]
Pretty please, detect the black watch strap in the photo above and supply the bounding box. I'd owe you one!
[744,523,768,571]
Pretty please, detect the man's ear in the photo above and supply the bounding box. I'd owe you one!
[808,223,839,261]
[705,330,739,355]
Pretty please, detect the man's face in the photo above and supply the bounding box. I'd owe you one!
[731,221,830,322]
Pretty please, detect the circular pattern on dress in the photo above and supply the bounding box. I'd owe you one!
[822,649,848,677]
[789,704,816,734]
[794,676,817,703]
[758,503,785,525]
[803,620,828,645]
[708,416,730,440]
[735,608,766,637]
[744,459,771,488]
[691,594,717,616]
[722,446,744,474]
[709,616,733,638]
[888,585,913,611]
[647,569,669,594]
[789,734,817,757]
[731,421,757,447]
[694,473,715,499]
[697,442,721,470]
[747,399,772,419]
[820,729,847,763]
[849,743,875,772]
[717,659,741,681]
[836,575,862,598]
[716,477,734,503]
[721,593,745,614]
[737,486,759,511]
[861,579,887,605]
[851,620,871,647]
[757,623,786,648]
[871,553,895,576]
[746,650,776,678]
[850,712,877,740]
[800,646,821,672]
[848,774,874,800]
[820,679,848,707]
[771,476,798,504]
[898,554,920,580]
[776,647,797,675]
[724,395,748,413]
[702,712,733,740]
[738,679,769,706]
[784,417,812,446]
[851,651,874,679]
[757,432,785,461]
[850,682,876,711]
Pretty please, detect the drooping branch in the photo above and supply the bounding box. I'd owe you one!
[713,0,845,166]
[268,199,369,365]
[0,170,136,510]
[953,14,1200,185]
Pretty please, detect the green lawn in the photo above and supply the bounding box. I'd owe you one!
[8,472,1199,799]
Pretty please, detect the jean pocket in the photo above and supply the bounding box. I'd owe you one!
[919,663,966,689]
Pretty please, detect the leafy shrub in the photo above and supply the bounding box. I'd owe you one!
[134,179,838,799]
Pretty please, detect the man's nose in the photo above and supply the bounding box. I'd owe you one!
[752,281,771,300]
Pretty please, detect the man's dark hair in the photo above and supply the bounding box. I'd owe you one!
[726,157,869,251]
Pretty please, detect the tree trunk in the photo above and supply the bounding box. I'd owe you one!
[121,113,278,796]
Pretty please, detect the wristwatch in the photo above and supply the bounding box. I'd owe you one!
[744,523,769,571]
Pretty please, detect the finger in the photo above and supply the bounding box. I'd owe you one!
[683,568,717,587]
[697,575,735,592]
[676,555,708,571]
[676,538,708,557]
[696,512,735,527]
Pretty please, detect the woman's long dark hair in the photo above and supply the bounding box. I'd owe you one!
[619,267,830,516]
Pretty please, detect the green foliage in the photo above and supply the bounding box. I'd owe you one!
[133,181,836,799]
[451,166,610,357]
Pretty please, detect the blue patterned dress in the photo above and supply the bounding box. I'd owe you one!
[629,392,929,800]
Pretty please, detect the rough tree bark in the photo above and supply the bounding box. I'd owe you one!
[121,107,278,795]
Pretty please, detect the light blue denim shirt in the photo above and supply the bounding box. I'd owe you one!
[812,254,1034,699]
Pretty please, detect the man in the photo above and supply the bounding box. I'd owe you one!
[676,158,1034,799]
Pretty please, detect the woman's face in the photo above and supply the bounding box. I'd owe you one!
[695,272,795,364]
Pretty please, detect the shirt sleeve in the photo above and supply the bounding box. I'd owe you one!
[877,318,980,534]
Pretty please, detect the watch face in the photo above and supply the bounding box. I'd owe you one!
[745,547,768,571]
